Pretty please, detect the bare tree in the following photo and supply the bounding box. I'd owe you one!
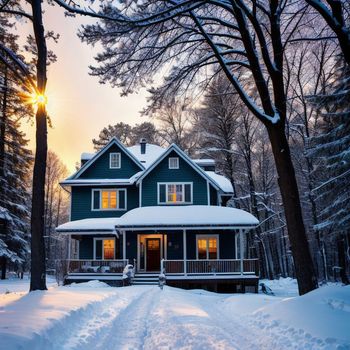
[304,0,350,65]
[74,0,318,294]
[44,151,69,270]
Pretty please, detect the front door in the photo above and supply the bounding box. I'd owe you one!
[146,238,161,271]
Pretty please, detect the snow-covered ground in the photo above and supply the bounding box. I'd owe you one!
[0,277,349,350]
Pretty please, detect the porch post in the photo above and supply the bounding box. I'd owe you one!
[239,229,244,274]
[67,234,71,260]
[123,230,126,261]
[67,234,71,274]
[183,229,187,276]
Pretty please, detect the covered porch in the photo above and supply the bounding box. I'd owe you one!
[56,206,260,290]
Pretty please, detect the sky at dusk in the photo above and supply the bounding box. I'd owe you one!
[18,5,151,174]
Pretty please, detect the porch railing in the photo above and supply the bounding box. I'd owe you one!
[162,259,259,275]
[67,259,129,274]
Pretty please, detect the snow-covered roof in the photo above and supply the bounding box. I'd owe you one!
[116,206,258,229]
[81,152,95,161]
[61,172,143,186]
[193,159,215,166]
[56,218,120,234]
[127,144,165,168]
[205,172,233,193]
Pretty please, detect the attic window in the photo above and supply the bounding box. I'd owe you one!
[169,157,179,169]
[110,153,121,169]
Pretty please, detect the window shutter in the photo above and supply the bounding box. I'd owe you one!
[184,184,191,202]
[118,190,126,209]
[159,184,166,203]
[93,190,100,209]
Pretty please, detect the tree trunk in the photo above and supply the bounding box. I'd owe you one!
[267,123,318,295]
[30,0,48,291]
[0,257,6,280]
[0,68,7,202]
[337,236,349,285]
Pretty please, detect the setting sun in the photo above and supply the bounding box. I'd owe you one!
[30,93,47,105]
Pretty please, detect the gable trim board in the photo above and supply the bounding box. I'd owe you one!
[136,144,222,192]
[68,137,145,180]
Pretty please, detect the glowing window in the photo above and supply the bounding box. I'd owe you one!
[159,183,192,204]
[93,189,126,210]
[103,239,115,260]
[101,190,118,209]
[197,236,218,260]
[95,238,115,260]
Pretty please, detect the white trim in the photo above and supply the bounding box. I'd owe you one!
[109,152,121,169]
[67,137,144,180]
[139,179,142,207]
[116,226,256,231]
[183,229,187,276]
[207,181,210,205]
[122,231,126,260]
[91,188,127,211]
[137,234,164,272]
[93,237,116,260]
[235,233,238,259]
[239,229,244,274]
[196,234,220,260]
[157,182,193,205]
[168,157,179,169]
[136,144,220,191]
[68,234,71,260]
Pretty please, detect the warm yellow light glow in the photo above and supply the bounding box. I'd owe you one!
[31,93,48,105]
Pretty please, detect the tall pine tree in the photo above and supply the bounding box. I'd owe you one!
[309,58,350,284]
[0,17,33,279]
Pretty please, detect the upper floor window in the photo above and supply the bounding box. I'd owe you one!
[158,183,192,204]
[110,153,121,169]
[92,189,126,210]
[169,157,179,169]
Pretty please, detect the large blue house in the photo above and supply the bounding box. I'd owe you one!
[56,138,259,292]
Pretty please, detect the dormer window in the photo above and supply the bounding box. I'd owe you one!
[169,157,179,169]
[110,153,121,169]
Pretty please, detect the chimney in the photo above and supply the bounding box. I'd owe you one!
[140,138,147,154]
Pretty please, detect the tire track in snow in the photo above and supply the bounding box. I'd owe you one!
[89,286,159,350]
[37,286,148,350]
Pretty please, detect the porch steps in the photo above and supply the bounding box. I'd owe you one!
[133,273,159,285]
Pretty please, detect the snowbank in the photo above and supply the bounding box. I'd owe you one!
[252,285,350,347]
[0,278,349,350]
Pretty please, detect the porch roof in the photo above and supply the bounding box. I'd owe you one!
[116,205,259,230]
[56,218,120,234]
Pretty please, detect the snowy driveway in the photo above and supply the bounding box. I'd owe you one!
[0,280,349,350]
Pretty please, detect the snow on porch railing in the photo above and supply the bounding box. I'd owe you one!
[67,259,129,274]
[163,259,259,275]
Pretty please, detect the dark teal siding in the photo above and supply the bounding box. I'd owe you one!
[71,185,139,220]
[166,231,184,259]
[79,236,93,259]
[210,185,218,205]
[142,150,209,206]
[126,231,137,262]
[78,144,142,179]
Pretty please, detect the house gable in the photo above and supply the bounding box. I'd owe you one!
[141,148,217,206]
[71,138,144,180]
